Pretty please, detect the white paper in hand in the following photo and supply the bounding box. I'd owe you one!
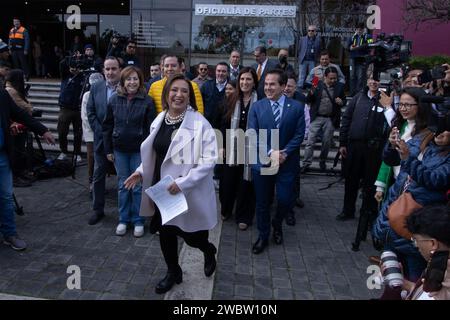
[145,175,188,225]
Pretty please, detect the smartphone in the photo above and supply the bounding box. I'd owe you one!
[418,66,447,84]
[312,75,320,88]
[423,250,449,292]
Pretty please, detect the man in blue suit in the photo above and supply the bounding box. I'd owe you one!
[248,69,306,254]
[297,25,321,90]
[86,56,122,225]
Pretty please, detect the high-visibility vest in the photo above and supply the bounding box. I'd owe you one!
[9,26,26,50]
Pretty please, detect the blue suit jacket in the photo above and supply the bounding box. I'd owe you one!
[248,96,305,173]
[298,35,321,63]
[87,80,109,152]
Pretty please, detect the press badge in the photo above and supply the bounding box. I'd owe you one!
[372,105,384,113]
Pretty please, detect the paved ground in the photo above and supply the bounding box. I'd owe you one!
[1,162,381,300]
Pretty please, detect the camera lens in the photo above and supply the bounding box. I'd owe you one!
[381,251,404,288]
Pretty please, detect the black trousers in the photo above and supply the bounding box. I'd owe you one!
[342,140,383,216]
[158,214,214,272]
[219,164,255,225]
[11,132,27,175]
[11,50,30,78]
[57,108,82,154]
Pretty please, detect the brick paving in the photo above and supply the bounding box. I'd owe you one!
[1,164,382,300]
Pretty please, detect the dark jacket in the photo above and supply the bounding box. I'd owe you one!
[200,79,226,127]
[339,90,389,147]
[106,44,123,58]
[58,73,84,110]
[0,89,48,165]
[102,91,156,154]
[306,81,346,128]
[372,135,450,255]
[298,35,321,63]
[293,91,306,104]
[251,59,278,100]
[120,53,140,68]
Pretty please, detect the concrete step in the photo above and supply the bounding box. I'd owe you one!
[28,85,60,91]
[26,81,61,87]
[29,98,59,106]
[34,106,60,115]
[28,92,60,99]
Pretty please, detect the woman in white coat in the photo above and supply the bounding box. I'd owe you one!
[124,74,218,294]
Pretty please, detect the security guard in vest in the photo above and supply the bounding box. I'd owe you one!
[8,18,30,80]
[348,22,373,96]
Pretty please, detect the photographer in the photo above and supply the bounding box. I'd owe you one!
[120,39,140,68]
[59,45,103,79]
[5,69,34,187]
[106,34,124,58]
[56,61,84,162]
[338,78,391,222]
[1,88,54,251]
[82,44,103,73]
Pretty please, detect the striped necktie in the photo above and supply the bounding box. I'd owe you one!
[272,101,281,128]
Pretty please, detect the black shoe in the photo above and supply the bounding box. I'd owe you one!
[273,229,283,245]
[88,211,105,225]
[295,198,304,208]
[286,214,296,226]
[252,238,268,254]
[336,212,355,221]
[300,164,310,174]
[204,244,217,277]
[13,177,32,188]
[319,161,327,171]
[155,269,183,294]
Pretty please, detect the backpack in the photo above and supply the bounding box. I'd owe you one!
[34,159,75,180]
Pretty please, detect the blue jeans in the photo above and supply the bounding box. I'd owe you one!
[0,151,17,237]
[297,60,315,89]
[349,58,367,96]
[114,151,144,226]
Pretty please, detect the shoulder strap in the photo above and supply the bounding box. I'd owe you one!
[323,85,336,107]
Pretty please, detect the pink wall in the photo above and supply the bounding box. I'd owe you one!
[377,0,450,56]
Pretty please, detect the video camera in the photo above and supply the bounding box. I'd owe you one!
[67,54,96,72]
[366,33,412,82]
[378,67,405,96]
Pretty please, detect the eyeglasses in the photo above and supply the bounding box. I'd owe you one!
[308,30,316,32]
[199,68,208,71]
[398,103,418,110]
[411,237,433,247]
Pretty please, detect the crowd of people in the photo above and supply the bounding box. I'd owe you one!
[0,17,449,299]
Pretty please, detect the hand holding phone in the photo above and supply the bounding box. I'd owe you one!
[423,250,449,293]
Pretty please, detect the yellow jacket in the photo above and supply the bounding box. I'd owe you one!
[148,77,204,114]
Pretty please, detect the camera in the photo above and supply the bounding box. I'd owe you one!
[380,251,404,288]
[421,94,450,135]
[365,33,412,81]
[379,67,404,96]
[418,65,448,85]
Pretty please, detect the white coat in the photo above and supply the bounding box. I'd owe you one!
[136,108,218,232]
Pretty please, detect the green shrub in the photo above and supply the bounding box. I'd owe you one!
[408,55,450,69]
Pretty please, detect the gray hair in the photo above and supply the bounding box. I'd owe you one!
[89,73,104,85]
